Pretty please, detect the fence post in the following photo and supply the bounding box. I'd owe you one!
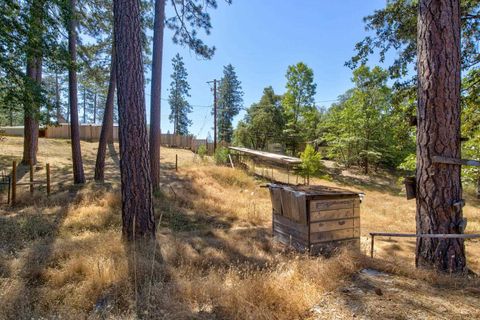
[370,235,375,258]
[11,160,16,205]
[175,154,178,172]
[7,176,11,204]
[29,161,34,193]
[46,163,51,195]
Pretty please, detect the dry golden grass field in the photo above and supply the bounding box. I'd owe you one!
[0,136,479,319]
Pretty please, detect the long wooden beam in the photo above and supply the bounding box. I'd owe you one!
[432,156,480,166]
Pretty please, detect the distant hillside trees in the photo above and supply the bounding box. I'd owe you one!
[217,64,243,143]
[168,54,192,135]
[234,86,283,150]
[322,66,413,174]
[282,62,320,155]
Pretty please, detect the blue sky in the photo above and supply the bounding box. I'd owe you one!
[151,0,389,139]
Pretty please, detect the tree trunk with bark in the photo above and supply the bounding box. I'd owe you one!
[68,0,85,184]
[94,48,116,182]
[114,0,155,240]
[55,71,61,122]
[83,86,86,123]
[416,0,465,272]
[149,0,166,191]
[93,92,97,123]
[22,0,45,166]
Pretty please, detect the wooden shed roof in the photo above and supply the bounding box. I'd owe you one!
[267,183,360,197]
[228,146,302,165]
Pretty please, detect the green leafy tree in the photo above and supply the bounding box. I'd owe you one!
[233,86,284,150]
[168,53,192,135]
[323,65,413,174]
[197,144,207,160]
[282,62,319,155]
[299,144,324,185]
[217,64,243,143]
[214,146,230,165]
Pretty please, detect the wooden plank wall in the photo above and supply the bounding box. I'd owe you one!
[160,133,194,148]
[308,197,360,251]
[271,193,361,254]
[45,124,119,141]
[272,214,309,252]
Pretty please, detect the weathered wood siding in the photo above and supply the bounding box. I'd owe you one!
[270,185,361,254]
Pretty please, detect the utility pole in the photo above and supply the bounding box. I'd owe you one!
[207,79,218,151]
[213,79,217,151]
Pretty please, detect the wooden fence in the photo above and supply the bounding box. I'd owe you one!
[160,133,194,148]
[44,123,119,141]
[191,138,215,154]
[1,124,223,154]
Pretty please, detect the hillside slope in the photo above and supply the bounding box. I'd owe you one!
[0,137,479,319]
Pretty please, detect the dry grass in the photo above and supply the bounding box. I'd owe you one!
[0,136,479,319]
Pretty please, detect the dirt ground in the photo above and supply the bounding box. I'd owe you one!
[0,136,479,319]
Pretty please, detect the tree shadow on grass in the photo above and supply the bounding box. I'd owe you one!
[326,166,402,196]
[0,186,81,319]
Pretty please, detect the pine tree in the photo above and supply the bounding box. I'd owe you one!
[114,0,155,240]
[217,64,243,143]
[150,0,231,190]
[415,0,465,272]
[22,0,46,166]
[168,54,192,135]
[233,86,284,150]
[64,0,85,184]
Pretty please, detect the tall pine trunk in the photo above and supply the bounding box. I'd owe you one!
[55,70,61,122]
[67,0,85,184]
[94,47,116,182]
[416,0,465,272]
[149,0,166,191]
[83,87,86,123]
[22,0,45,166]
[93,92,97,123]
[114,0,155,240]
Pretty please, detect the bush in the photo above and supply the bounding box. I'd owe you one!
[198,144,207,160]
[299,144,324,185]
[214,146,230,165]
[397,153,416,172]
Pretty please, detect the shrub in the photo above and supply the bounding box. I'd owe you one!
[299,144,324,185]
[397,153,416,172]
[198,144,207,160]
[214,146,230,165]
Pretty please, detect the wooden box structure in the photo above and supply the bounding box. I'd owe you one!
[268,184,361,254]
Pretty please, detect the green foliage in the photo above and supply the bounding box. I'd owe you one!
[168,53,192,135]
[348,0,480,105]
[217,64,243,143]
[166,0,233,59]
[299,144,324,185]
[197,144,207,160]
[322,65,414,174]
[462,77,480,186]
[397,153,416,172]
[282,62,319,155]
[233,86,284,149]
[214,146,230,165]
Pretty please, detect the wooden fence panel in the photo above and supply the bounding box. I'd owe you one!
[44,124,119,141]
[160,133,194,149]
